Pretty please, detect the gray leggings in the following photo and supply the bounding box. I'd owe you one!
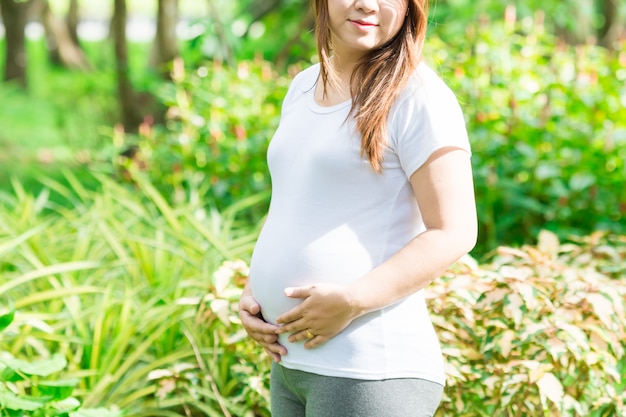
[270,363,443,417]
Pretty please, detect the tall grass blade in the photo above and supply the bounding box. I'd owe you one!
[182,212,232,259]
[0,222,50,258]
[15,286,104,309]
[131,170,182,233]
[0,261,102,295]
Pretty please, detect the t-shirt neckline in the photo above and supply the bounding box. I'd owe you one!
[306,70,352,114]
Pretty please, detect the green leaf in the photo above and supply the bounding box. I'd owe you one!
[70,408,125,417]
[569,172,595,191]
[0,306,15,332]
[0,354,66,377]
[0,365,24,383]
[0,391,44,411]
[49,397,81,413]
[38,379,79,400]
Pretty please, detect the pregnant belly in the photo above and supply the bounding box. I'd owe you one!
[248,226,375,324]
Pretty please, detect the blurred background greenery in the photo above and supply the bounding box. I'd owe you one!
[0,0,625,416]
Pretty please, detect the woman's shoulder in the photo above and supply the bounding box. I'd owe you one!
[280,63,320,110]
[289,63,320,92]
[390,61,463,124]
[388,61,467,142]
[400,61,459,106]
[388,62,469,157]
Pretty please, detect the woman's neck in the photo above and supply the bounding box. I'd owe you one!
[330,49,362,76]
[314,53,360,107]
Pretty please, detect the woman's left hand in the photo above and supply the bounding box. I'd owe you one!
[275,284,359,349]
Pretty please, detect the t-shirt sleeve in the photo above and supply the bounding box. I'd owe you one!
[389,70,470,179]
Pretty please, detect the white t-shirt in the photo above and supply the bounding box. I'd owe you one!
[249,62,470,385]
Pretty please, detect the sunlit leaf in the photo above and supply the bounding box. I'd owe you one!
[496,330,516,357]
[70,409,124,417]
[37,379,79,400]
[210,299,231,326]
[49,397,81,412]
[502,293,524,327]
[0,391,44,411]
[537,229,560,258]
[586,293,616,330]
[0,353,66,377]
[537,372,564,404]
[569,172,595,191]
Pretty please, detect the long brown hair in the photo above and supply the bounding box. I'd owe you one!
[313,0,429,172]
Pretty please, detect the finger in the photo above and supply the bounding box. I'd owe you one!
[246,325,279,340]
[245,318,279,332]
[262,342,288,358]
[284,286,312,299]
[275,307,304,326]
[263,347,282,363]
[242,318,280,338]
[304,335,326,349]
[276,317,307,333]
[270,342,288,356]
[287,329,313,343]
[249,332,279,344]
[239,297,261,315]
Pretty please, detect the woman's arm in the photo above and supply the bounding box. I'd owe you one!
[275,147,477,348]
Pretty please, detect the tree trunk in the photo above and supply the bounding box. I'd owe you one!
[112,0,142,131]
[38,0,90,70]
[66,0,80,46]
[0,0,33,88]
[150,0,179,80]
[598,0,623,49]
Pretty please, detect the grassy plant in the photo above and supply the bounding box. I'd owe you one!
[0,172,269,415]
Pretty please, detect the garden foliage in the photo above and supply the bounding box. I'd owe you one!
[113,58,289,216]
[429,231,626,416]
[431,15,626,251]
[1,177,625,415]
[0,174,269,416]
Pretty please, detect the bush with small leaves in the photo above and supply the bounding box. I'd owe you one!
[429,231,626,416]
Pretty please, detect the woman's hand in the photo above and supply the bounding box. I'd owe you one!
[275,284,360,349]
[239,288,287,362]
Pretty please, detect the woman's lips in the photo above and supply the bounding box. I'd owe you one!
[349,19,378,30]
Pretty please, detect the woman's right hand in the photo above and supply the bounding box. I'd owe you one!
[239,285,287,362]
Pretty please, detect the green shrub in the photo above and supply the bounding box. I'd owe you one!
[430,231,626,416]
[428,16,626,252]
[111,58,291,220]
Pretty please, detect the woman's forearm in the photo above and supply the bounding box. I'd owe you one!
[348,226,476,317]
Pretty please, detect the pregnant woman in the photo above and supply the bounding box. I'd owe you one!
[238,0,477,415]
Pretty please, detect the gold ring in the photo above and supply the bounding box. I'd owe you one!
[305,330,315,339]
